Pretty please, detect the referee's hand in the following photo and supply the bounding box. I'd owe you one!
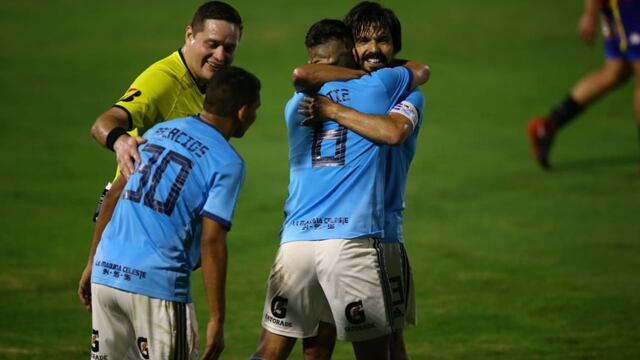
[114,135,147,180]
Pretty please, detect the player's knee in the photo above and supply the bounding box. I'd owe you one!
[303,347,332,360]
[352,334,391,360]
[601,63,631,86]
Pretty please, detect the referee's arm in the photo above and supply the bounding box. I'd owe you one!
[91,107,146,179]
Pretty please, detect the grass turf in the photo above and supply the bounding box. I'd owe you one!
[0,0,638,358]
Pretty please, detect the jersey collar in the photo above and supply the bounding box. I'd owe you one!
[178,49,207,94]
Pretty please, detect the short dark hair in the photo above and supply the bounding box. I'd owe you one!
[191,1,243,36]
[204,66,261,117]
[344,1,402,54]
[304,19,353,49]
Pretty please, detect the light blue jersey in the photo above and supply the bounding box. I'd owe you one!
[92,116,245,303]
[281,66,413,243]
[383,89,425,243]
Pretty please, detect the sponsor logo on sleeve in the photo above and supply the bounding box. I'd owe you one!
[119,88,142,102]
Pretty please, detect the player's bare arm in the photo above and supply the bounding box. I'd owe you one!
[90,106,147,179]
[578,0,600,44]
[199,218,228,360]
[77,175,126,311]
[392,59,431,89]
[292,64,366,91]
[299,95,414,145]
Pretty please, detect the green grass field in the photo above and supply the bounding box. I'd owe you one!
[1,0,639,358]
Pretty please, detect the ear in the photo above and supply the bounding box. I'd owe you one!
[237,104,249,123]
[352,47,359,63]
[185,25,194,44]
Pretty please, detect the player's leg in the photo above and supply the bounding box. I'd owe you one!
[316,238,393,360]
[352,334,391,360]
[390,330,409,360]
[129,295,199,360]
[528,58,630,168]
[252,329,297,360]
[383,243,416,360]
[571,58,631,105]
[90,284,137,359]
[253,241,327,359]
[302,321,337,360]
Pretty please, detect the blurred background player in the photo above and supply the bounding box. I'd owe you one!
[528,0,640,170]
[89,1,243,222]
[78,66,261,360]
[250,19,428,360]
[293,2,427,359]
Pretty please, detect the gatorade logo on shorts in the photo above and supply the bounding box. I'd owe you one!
[345,300,366,324]
[91,329,99,353]
[137,337,149,359]
[270,296,288,319]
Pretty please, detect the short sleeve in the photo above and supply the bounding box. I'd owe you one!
[372,66,413,103]
[390,89,425,129]
[201,162,246,231]
[115,68,178,132]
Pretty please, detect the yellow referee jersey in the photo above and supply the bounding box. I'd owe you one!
[115,50,205,135]
[108,50,205,182]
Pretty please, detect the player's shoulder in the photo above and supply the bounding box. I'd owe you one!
[284,91,306,119]
[190,118,244,164]
[286,91,305,105]
[405,88,425,106]
[147,117,244,165]
[365,66,411,87]
[372,65,410,78]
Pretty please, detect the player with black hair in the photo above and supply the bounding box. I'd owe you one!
[80,66,260,360]
[293,2,428,359]
[250,18,428,360]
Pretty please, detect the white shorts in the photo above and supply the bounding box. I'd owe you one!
[90,284,198,360]
[261,238,392,342]
[382,242,416,330]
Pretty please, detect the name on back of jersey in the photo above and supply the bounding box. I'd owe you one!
[150,126,210,158]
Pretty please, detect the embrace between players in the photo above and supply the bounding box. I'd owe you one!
[77,1,429,359]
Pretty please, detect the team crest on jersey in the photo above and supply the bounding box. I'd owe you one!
[119,88,142,102]
[137,337,150,359]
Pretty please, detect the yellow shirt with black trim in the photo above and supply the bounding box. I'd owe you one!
[114,50,205,135]
[109,50,205,181]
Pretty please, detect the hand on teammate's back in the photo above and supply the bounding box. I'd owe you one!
[114,135,147,179]
[299,95,335,126]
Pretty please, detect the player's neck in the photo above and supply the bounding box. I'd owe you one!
[198,111,234,140]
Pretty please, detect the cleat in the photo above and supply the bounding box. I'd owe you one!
[527,117,554,169]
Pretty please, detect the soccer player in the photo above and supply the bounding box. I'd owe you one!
[528,0,640,170]
[293,2,427,359]
[78,66,261,359]
[250,19,428,360]
[88,1,243,222]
